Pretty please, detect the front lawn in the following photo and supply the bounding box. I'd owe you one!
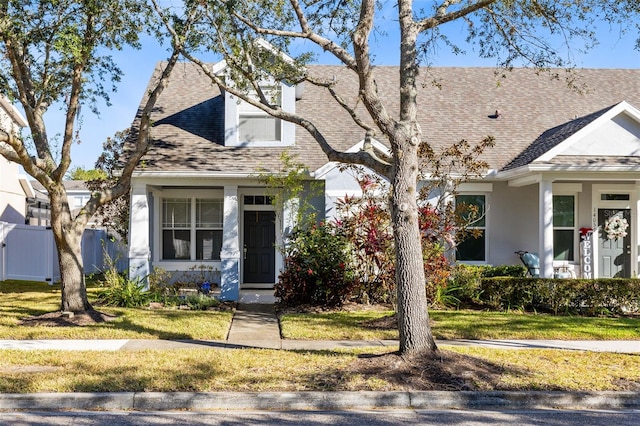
[279,309,640,341]
[1,347,639,392]
[0,280,232,340]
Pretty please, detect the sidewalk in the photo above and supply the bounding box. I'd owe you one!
[1,337,638,352]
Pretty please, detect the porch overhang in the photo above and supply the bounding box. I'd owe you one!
[494,164,640,187]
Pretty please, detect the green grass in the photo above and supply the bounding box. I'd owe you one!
[279,309,640,341]
[0,347,638,392]
[0,280,233,340]
[3,279,640,342]
[279,310,400,340]
[431,310,640,340]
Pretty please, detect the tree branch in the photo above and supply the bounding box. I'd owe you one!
[351,0,397,141]
[231,0,359,71]
[417,0,497,31]
[54,9,97,182]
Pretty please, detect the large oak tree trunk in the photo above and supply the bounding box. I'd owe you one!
[389,0,437,355]
[391,130,438,355]
[50,191,92,313]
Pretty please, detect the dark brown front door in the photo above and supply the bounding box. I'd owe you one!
[243,210,276,284]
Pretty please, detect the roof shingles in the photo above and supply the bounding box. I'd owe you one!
[131,64,640,174]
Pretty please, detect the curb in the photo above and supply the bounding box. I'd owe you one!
[1,391,640,411]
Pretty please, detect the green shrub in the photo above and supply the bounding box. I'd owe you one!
[431,281,462,308]
[275,222,358,307]
[95,275,150,307]
[182,294,220,310]
[483,264,527,278]
[448,264,529,307]
[148,267,174,295]
[479,276,541,311]
[95,246,150,308]
[449,264,485,304]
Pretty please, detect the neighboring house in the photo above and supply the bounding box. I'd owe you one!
[0,96,32,225]
[128,62,640,300]
[29,180,100,228]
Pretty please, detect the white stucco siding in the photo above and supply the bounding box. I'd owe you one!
[0,98,29,225]
[321,164,385,220]
[486,182,539,267]
[0,156,27,224]
[561,113,640,157]
[577,183,593,231]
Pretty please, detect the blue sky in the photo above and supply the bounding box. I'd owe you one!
[62,20,640,171]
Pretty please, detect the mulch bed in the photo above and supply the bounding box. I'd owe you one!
[346,349,508,391]
[18,310,119,327]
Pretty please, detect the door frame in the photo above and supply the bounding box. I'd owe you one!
[591,184,637,278]
[239,189,282,289]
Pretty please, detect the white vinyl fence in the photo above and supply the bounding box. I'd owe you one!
[0,222,127,283]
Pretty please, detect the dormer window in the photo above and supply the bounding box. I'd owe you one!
[225,81,296,147]
[238,86,282,142]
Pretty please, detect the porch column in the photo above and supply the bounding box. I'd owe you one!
[220,185,240,301]
[128,183,151,285]
[539,179,554,278]
[282,197,299,236]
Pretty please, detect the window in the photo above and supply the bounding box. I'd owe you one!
[553,195,575,261]
[601,193,630,201]
[73,195,89,208]
[162,198,223,261]
[244,195,273,205]
[225,81,295,147]
[238,86,281,143]
[455,194,486,262]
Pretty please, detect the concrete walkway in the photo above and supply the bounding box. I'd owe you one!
[226,303,281,349]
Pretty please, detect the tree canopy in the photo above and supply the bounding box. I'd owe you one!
[67,167,107,181]
[0,0,181,312]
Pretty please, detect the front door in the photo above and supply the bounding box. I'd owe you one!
[598,208,631,278]
[243,210,276,285]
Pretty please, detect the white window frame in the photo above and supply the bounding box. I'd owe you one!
[160,190,224,262]
[73,195,90,208]
[552,193,577,262]
[225,80,296,147]
[455,193,488,264]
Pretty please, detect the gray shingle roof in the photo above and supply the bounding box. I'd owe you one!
[131,64,640,174]
[31,180,89,192]
[501,105,616,170]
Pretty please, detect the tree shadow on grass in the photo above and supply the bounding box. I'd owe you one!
[12,308,232,340]
[341,349,527,391]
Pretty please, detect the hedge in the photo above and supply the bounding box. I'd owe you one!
[477,277,640,315]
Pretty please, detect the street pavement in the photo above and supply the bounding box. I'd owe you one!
[2,409,640,426]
